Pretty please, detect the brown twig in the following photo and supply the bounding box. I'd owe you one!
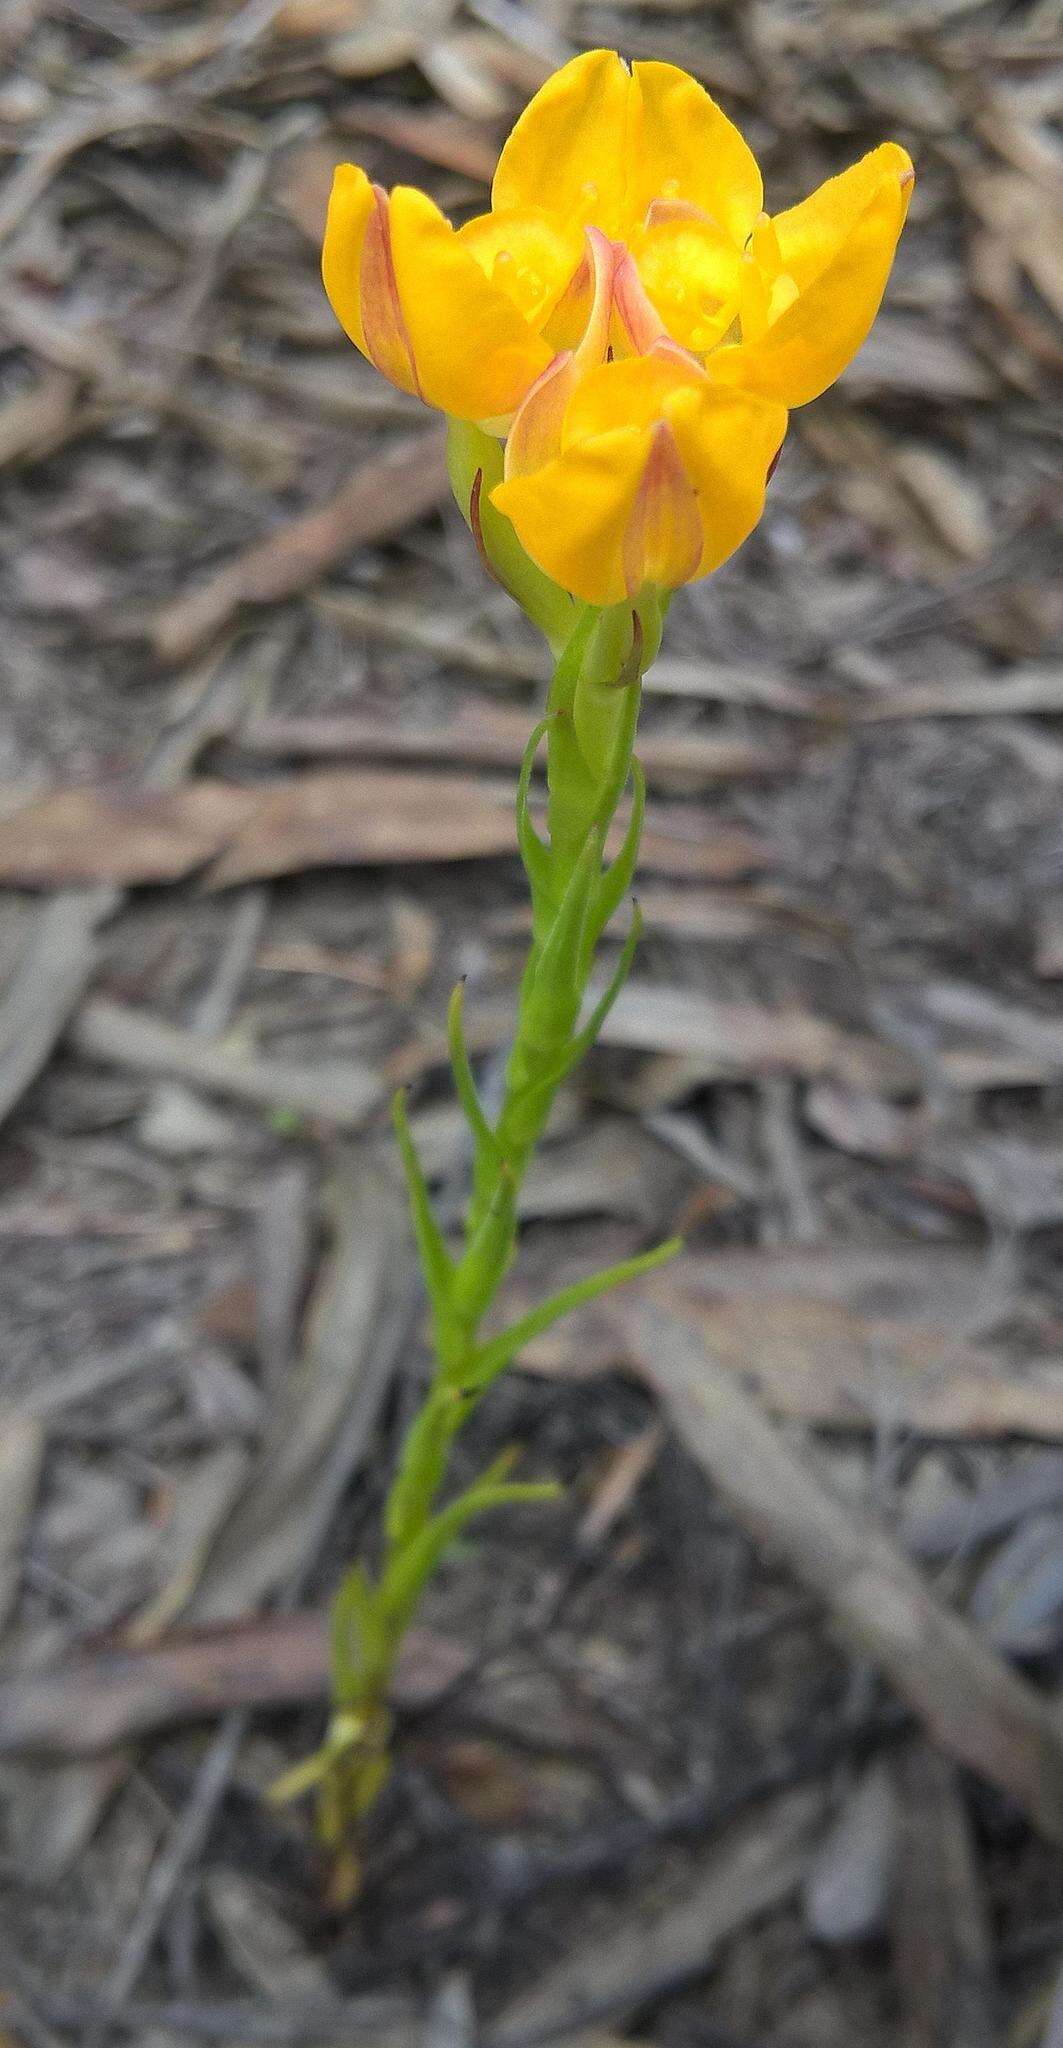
[0,1612,475,1760]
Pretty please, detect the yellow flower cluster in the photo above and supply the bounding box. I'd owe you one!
[323,50,913,606]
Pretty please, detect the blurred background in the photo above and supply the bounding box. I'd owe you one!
[1,0,1063,2042]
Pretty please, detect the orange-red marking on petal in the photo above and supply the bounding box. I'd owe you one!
[623,419,702,596]
[505,350,578,478]
[612,248,668,354]
[360,186,421,398]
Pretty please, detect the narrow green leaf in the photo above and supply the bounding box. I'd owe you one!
[546,610,602,863]
[451,1160,518,1323]
[448,982,502,1172]
[524,899,644,1105]
[380,1474,560,1640]
[268,1746,334,1806]
[468,1233,682,1386]
[329,1562,385,1707]
[594,672,643,832]
[392,1089,453,1315]
[547,604,599,719]
[350,1748,392,1821]
[515,716,553,910]
[593,756,646,943]
[570,896,643,1061]
[385,1382,465,1551]
[522,823,602,1049]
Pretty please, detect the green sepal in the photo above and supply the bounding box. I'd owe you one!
[392,1089,453,1318]
[468,1234,682,1387]
[638,587,666,669]
[445,418,575,654]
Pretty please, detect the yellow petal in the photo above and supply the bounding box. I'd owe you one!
[492,49,636,238]
[492,52,763,252]
[322,162,376,355]
[631,213,742,353]
[456,206,584,330]
[711,144,913,405]
[561,346,706,448]
[773,142,913,289]
[386,186,552,420]
[492,425,656,606]
[737,248,773,344]
[322,170,551,416]
[630,61,763,245]
[666,383,788,574]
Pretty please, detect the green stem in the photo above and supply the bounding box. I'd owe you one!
[283,600,678,1865]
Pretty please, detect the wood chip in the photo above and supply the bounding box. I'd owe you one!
[340,101,498,183]
[649,1247,1063,1440]
[239,705,793,787]
[0,365,78,467]
[862,665,1063,720]
[201,770,519,887]
[69,997,382,1129]
[152,428,449,663]
[594,982,883,1083]
[627,1295,1063,1845]
[0,1613,470,1758]
[0,778,764,889]
[493,1789,824,2045]
[0,1409,44,1632]
[204,1873,334,1999]
[0,888,112,1127]
[186,1167,401,1623]
[891,1743,996,2048]
[0,774,513,887]
[126,1446,254,1644]
[0,786,262,887]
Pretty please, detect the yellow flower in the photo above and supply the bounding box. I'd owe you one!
[323,50,913,606]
